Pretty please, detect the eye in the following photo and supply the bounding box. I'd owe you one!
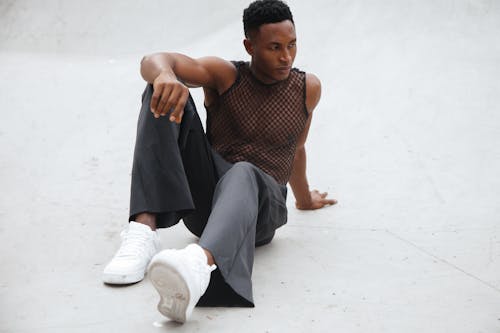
[288,43,296,49]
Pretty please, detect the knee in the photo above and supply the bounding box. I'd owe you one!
[231,161,256,172]
[220,161,258,185]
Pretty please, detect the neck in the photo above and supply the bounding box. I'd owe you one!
[249,61,279,85]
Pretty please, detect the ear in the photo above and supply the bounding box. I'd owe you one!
[243,38,253,56]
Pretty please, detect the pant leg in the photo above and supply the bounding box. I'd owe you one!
[198,161,288,305]
[129,84,222,232]
[129,85,288,306]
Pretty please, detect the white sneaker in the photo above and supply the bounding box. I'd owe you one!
[102,222,160,284]
[148,244,216,323]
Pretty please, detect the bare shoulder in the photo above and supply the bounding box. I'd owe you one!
[305,72,322,114]
[197,56,238,93]
[197,56,236,74]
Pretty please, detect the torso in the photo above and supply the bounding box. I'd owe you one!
[204,61,309,185]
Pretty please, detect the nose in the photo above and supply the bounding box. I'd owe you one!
[279,49,291,64]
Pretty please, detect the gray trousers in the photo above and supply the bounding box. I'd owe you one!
[129,85,288,306]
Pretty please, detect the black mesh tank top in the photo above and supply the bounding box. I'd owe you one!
[206,61,308,185]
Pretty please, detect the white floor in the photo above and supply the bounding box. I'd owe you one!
[1,1,499,332]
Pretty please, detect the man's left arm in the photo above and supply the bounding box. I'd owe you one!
[289,73,337,210]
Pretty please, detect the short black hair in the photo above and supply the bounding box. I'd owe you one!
[243,0,294,38]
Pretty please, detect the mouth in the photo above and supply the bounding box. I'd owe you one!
[277,66,291,73]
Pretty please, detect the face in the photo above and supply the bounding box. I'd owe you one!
[244,20,297,84]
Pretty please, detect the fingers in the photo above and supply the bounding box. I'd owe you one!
[161,85,182,117]
[311,190,328,199]
[150,84,164,118]
[170,88,189,123]
[310,189,337,209]
[157,84,177,117]
[322,198,337,206]
[150,81,188,122]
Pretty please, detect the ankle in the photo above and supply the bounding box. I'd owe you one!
[133,213,157,231]
[202,248,215,266]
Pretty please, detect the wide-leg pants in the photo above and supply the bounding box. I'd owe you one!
[129,84,288,306]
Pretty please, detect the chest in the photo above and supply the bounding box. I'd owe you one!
[222,87,306,146]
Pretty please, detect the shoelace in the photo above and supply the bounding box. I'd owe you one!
[115,230,152,258]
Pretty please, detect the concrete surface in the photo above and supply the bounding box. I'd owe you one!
[1,0,500,332]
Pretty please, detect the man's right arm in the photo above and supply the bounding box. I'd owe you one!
[140,52,236,123]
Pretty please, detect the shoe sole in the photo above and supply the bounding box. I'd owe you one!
[149,260,190,323]
[102,270,145,284]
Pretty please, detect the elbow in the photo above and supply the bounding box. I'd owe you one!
[140,54,152,78]
[140,52,174,71]
[140,55,149,67]
[140,53,156,66]
[139,52,176,83]
[140,53,159,69]
[139,53,167,82]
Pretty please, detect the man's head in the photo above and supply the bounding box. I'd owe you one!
[243,0,294,38]
[243,0,297,83]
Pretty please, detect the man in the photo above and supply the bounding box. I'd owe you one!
[103,0,337,323]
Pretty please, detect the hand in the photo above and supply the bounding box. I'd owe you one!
[150,71,190,123]
[296,190,337,210]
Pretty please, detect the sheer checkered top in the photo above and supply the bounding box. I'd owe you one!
[206,61,308,185]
